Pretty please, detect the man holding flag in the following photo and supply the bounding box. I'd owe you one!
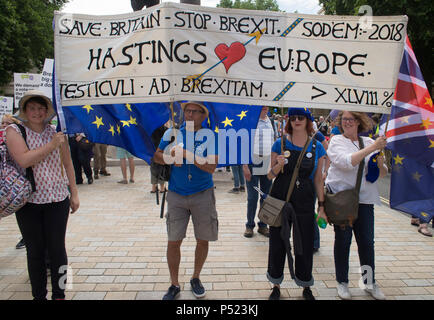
[153,101,219,300]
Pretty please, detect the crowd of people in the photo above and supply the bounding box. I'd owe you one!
[1,92,432,301]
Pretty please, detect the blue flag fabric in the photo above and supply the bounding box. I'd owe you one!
[62,103,170,164]
[390,154,434,223]
[59,100,262,166]
[383,36,434,223]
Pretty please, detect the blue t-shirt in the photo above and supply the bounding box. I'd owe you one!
[158,127,217,196]
[314,131,325,143]
[331,126,341,135]
[271,137,327,180]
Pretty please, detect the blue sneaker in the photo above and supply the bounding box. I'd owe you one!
[190,278,206,298]
[162,285,180,300]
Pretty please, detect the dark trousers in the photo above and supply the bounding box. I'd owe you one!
[69,138,92,183]
[15,198,70,300]
[267,208,315,287]
[334,204,375,284]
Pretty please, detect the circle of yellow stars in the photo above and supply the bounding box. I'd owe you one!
[82,103,137,137]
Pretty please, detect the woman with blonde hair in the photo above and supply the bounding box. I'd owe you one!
[326,111,387,300]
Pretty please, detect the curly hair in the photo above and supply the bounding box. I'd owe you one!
[336,111,373,134]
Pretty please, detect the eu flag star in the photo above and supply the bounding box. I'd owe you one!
[92,116,104,129]
[221,117,234,127]
[108,124,115,136]
[429,139,434,149]
[120,120,131,127]
[420,118,431,129]
[128,116,137,125]
[116,124,121,135]
[412,171,422,182]
[237,110,248,120]
[83,105,93,114]
[125,103,132,112]
[393,154,404,165]
[424,96,433,108]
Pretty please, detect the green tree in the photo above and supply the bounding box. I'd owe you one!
[217,0,280,11]
[0,0,68,90]
[319,0,434,93]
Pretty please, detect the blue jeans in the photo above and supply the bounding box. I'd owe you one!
[231,165,245,188]
[246,166,272,229]
[334,204,375,284]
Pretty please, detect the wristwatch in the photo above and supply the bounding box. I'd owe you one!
[318,201,325,207]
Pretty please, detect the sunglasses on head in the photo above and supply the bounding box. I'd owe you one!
[289,115,306,121]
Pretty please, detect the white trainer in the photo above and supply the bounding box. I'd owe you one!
[364,283,386,300]
[337,282,352,300]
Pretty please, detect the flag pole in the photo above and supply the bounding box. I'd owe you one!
[280,102,284,173]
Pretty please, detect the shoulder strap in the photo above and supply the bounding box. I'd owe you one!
[285,137,312,202]
[16,124,36,192]
[355,136,365,192]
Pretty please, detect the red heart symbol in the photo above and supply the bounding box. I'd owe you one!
[214,42,246,73]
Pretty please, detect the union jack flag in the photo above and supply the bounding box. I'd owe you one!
[382,36,434,166]
[382,36,434,223]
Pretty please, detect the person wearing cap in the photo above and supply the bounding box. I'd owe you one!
[5,90,79,300]
[326,111,387,300]
[153,101,218,300]
[265,107,327,300]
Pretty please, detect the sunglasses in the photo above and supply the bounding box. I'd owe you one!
[289,115,306,121]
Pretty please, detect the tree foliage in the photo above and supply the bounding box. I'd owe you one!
[0,0,68,89]
[217,0,280,11]
[319,0,434,92]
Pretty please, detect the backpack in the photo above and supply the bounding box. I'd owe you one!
[0,124,36,218]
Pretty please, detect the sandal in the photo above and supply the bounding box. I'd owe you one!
[411,218,420,226]
[418,224,433,237]
[117,180,128,184]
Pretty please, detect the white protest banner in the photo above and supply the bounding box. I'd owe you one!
[0,96,14,117]
[14,73,42,110]
[39,58,54,100]
[54,2,407,113]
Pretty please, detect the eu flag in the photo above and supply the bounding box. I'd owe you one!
[383,36,434,223]
[58,100,262,166]
[62,102,170,164]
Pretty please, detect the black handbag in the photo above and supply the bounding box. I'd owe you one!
[324,137,365,227]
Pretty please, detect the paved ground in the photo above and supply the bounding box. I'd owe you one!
[0,164,433,300]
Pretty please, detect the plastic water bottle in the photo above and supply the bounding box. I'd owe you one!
[315,212,327,229]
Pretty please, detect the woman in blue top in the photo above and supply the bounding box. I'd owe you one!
[266,107,327,300]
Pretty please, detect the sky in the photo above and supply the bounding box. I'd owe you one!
[62,0,322,15]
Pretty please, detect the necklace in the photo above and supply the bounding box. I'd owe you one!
[344,134,360,150]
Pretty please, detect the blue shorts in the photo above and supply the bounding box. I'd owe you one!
[116,147,133,159]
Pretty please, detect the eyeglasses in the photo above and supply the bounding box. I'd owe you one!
[289,115,306,121]
[342,117,356,123]
[184,109,204,115]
